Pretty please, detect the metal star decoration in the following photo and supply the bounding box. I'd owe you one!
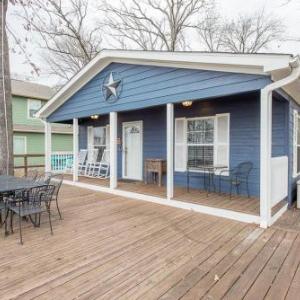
[103,72,121,101]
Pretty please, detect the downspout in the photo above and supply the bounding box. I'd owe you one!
[260,56,300,228]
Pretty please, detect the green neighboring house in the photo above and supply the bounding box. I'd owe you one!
[12,79,73,170]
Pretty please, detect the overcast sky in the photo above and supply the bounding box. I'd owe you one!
[8,0,300,86]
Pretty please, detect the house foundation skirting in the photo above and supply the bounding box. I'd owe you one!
[63,179,261,226]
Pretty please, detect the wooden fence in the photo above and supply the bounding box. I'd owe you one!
[13,153,45,176]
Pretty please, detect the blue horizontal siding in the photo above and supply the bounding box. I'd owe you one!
[48,63,271,122]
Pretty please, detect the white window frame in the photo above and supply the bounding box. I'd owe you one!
[87,125,109,161]
[13,135,27,155]
[175,113,230,174]
[293,110,300,177]
[186,116,215,171]
[27,99,42,119]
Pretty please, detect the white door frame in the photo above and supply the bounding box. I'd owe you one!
[122,120,143,180]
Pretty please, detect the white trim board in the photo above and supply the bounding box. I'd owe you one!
[63,179,261,225]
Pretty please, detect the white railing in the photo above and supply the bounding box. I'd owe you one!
[51,151,73,172]
[271,156,288,206]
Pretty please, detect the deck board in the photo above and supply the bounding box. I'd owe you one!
[1,184,299,300]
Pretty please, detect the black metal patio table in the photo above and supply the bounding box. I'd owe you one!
[186,165,227,194]
[0,175,47,235]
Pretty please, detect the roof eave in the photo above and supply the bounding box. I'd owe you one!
[36,50,294,119]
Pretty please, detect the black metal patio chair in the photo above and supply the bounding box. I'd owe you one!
[48,173,64,219]
[6,185,55,245]
[0,199,5,227]
[35,172,52,184]
[219,161,253,198]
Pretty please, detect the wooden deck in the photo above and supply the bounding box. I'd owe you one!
[65,175,261,216]
[1,184,300,299]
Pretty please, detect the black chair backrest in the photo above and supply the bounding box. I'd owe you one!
[50,173,64,197]
[29,185,55,205]
[233,162,253,178]
[40,185,56,204]
[35,172,52,184]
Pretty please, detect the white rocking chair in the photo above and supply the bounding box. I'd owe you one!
[93,149,110,179]
[85,148,99,177]
[78,149,88,175]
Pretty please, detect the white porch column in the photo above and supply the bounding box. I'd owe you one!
[44,121,52,172]
[260,89,272,228]
[167,103,174,199]
[110,112,118,189]
[73,118,79,182]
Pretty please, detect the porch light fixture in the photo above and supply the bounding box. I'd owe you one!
[182,100,193,107]
[90,115,99,120]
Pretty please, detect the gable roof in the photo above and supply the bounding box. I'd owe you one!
[36,50,299,119]
[11,79,54,100]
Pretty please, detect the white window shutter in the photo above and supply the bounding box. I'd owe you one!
[106,125,110,150]
[215,114,230,171]
[87,126,94,161]
[293,110,298,177]
[175,118,187,172]
[105,125,110,163]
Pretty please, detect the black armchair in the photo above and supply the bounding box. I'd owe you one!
[48,174,64,219]
[7,185,55,244]
[219,162,253,198]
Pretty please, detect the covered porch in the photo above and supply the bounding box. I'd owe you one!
[49,89,290,227]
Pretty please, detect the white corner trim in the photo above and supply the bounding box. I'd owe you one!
[62,179,261,225]
[167,103,174,199]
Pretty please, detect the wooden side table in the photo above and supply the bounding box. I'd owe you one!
[144,159,166,187]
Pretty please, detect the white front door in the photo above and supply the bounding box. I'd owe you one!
[122,121,143,180]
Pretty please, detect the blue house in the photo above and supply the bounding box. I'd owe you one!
[37,50,300,228]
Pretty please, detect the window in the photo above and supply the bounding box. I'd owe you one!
[293,111,300,176]
[87,125,110,162]
[175,114,230,172]
[187,118,214,168]
[94,126,107,161]
[28,99,42,119]
[13,136,27,154]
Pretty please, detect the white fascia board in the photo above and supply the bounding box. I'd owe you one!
[37,50,293,119]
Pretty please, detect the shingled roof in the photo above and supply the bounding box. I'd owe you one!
[11,79,54,100]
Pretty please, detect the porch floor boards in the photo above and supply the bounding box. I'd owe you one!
[273,205,300,232]
[66,175,260,216]
[1,184,299,300]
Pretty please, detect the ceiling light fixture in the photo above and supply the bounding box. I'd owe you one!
[91,115,99,120]
[182,100,193,107]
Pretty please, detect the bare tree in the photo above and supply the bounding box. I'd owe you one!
[197,10,284,53]
[12,0,103,81]
[0,0,13,175]
[99,0,213,51]
[197,11,224,52]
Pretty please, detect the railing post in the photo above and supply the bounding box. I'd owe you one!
[167,103,174,200]
[24,155,28,177]
[73,118,79,182]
